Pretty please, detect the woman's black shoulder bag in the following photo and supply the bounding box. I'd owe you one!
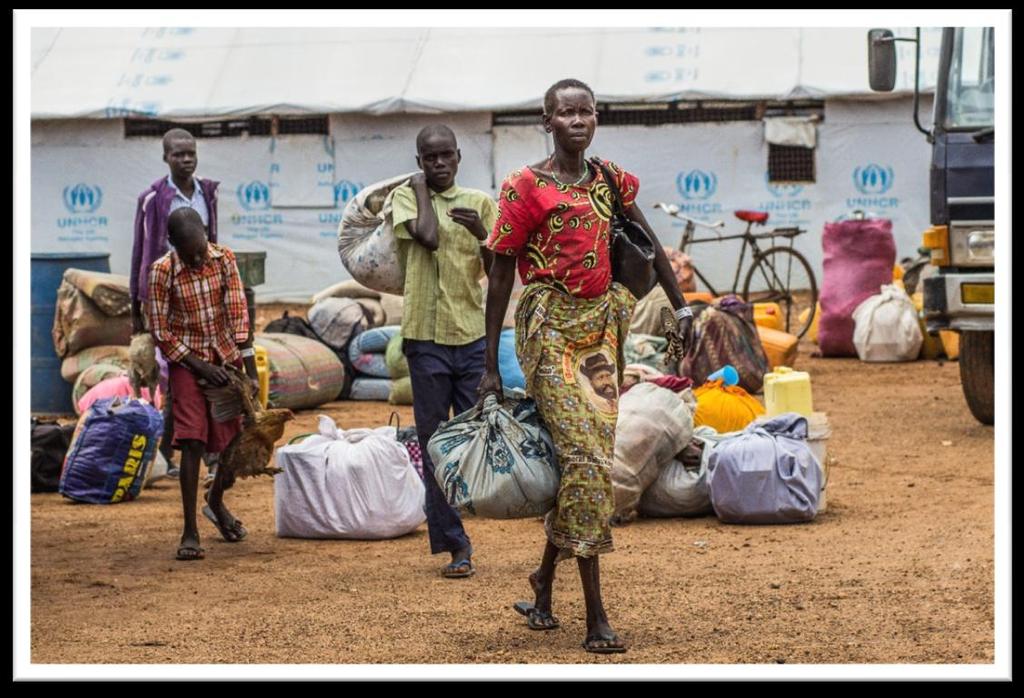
[589,158,658,299]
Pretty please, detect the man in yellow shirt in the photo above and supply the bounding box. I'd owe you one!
[391,125,497,579]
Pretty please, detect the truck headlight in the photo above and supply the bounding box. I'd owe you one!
[950,224,994,266]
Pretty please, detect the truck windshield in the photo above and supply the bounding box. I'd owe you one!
[945,27,994,129]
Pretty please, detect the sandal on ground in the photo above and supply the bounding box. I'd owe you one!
[441,558,475,578]
[175,545,205,561]
[581,634,627,654]
[441,555,475,579]
[202,503,247,542]
[513,601,560,630]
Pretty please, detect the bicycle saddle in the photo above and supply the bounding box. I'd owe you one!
[734,210,770,224]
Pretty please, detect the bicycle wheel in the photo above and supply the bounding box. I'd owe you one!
[742,246,818,339]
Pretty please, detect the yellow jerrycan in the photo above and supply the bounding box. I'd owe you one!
[763,366,813,417]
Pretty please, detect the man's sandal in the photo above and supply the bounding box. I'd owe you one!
[441,557,475,578]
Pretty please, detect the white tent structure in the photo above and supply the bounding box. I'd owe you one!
[31,27,942,301]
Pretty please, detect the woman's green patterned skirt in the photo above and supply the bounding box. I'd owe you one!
[514,282,636,561]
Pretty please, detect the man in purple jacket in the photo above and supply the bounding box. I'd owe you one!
[130,128,220,476]
[130,128,220,326]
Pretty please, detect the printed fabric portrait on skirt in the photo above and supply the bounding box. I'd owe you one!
[487,160,638,561]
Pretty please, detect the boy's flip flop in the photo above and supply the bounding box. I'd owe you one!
[175,545,205,561]
[581,635,627,654]
[513,601,560,630]
[202,504,247,542]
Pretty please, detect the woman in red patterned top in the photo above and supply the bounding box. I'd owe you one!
[479,79,692,654]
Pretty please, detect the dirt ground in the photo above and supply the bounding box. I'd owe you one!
[29,331,996,668]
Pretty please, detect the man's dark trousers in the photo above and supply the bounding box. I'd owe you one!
[403,337,485,555]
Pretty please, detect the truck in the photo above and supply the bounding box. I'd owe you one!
[868,27,994,425]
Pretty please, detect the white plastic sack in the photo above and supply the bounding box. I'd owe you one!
[274,415,426,539]
[307,297,367,351]
[611,383,696,518]
[707,413,824,524]
[639,425,722,518]
[336,172,417,295]
[428,394,559,519]
[852,284,923,362]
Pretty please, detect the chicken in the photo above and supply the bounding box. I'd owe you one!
[201,364,294,490]
[128,333,161,402]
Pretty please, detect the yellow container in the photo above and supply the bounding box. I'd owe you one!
[911,292,944,360]
[757,325,799,369]
[798,302,822,344]
[939,330,960,360]
[763,366,813,417]
[807,412,832,513]
[753,302,784,331]
[254,345,270,409]
[684,291,715,305]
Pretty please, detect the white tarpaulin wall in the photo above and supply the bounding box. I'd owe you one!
[30,27,941,300]
[32,98,932,300]
[493,97,935,292]
[31,113,494,301]
[31,27,942,119]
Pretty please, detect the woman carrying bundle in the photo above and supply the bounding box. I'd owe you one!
[477,78,692,654]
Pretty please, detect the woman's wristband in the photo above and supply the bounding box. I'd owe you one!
[674,306,693,321]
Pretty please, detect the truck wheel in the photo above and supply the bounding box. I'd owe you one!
[959,331,994,425]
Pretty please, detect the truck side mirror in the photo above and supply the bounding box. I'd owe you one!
[868,29,897,92]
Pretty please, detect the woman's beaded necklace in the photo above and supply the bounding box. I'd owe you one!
[547,158,590,187]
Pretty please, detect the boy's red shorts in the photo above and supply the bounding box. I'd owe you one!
[168,360,242,452]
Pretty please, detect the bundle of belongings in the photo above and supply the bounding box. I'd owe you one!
[52,269,133,358]
[639,426,726,518]
[615,409,825,524]
[274,414,425,539]
[692,378,766,433]
[386,332,413,405]
[31,418,78,493]
[428,392,560,519]
[852,284,923,362]
[347,326,400,401]
[610,382,698,522]
[706,414,825,524]
[52,270,160,416]
[59,396,164,504]
[253,332,346,410]
[679,295,771,394]
[817,217,897,357]
[336,173,416,295]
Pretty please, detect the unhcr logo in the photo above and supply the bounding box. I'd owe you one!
[853,164,894,195]
[765,174,804,199]
[676,170,718,201]
[334,180,363,206]
[62,184,103,214]
[237,181,271,211]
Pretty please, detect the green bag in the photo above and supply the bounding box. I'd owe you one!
[385,333,409,380]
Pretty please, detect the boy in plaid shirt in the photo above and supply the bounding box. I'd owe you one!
[148,208,259,561]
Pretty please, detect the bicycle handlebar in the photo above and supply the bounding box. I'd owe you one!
[653,203,725,229]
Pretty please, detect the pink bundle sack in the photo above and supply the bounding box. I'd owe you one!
[77,375,163,415]
[817,218,896,357]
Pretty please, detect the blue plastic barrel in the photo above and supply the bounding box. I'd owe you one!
[31,253,111,414]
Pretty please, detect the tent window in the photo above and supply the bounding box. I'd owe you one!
[767,144,815,183]
[493,100,823,127]
[124,116,328,138]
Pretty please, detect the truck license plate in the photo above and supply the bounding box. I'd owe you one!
[961,283,995,304]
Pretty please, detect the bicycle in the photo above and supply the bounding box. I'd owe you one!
[653,203,819,339]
